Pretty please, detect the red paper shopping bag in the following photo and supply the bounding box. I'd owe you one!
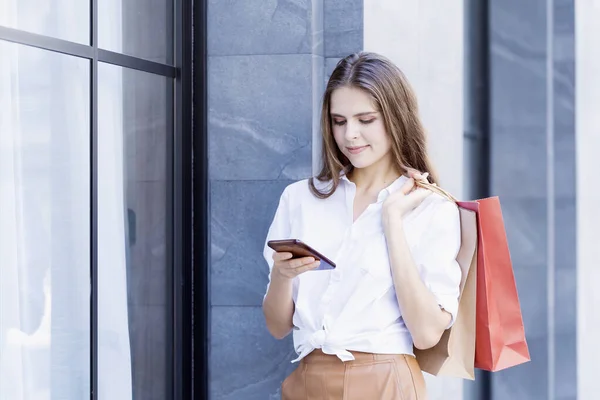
[458,198,531,371]
[415,180,531,373]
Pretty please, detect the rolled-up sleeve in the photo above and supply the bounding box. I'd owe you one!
[416,199,462,329]
[263,187,293,296]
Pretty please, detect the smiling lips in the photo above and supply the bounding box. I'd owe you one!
[347,145,369,155]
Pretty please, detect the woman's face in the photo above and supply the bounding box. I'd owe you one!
[330,86,393,170]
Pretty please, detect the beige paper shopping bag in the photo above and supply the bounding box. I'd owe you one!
[414,200,478,380]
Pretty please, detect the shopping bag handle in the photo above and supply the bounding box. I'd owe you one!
[414,179,459,203]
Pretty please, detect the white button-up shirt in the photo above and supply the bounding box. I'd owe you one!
[263,174,461,363]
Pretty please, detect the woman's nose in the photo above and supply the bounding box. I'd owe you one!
[344,121,360,140]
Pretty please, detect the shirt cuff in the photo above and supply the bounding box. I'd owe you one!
[432,292,459,329]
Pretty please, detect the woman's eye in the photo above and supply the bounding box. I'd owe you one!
[360,119,375,125]
[333,120,346,126]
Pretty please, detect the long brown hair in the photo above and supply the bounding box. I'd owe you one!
[309,52,438,198]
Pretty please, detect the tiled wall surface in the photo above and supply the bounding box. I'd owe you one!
[207,1,362,398]
[207,1,578,399]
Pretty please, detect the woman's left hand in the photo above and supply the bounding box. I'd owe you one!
[404,168,429,182]
[382,170,432,223]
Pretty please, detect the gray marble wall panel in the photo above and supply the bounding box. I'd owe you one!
[552,0,576,398]
[208,53,315,398]
[325,57,341,83]
[210,180,294,306]
[207,0,366,398]
[312,54,325,173]
[324,0,363,57]
[488,0,576,399]
[463,0,486,207]
[208,0,323,56]
[210,307,297,400]
[208,55,313,181]
[489,0,548,399]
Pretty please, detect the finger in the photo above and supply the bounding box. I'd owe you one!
[288,256,315,269]
[297,260,321,274]
[405,167,428,181]
[272,252,293,261]
[400,178,415,195]
[408,188,433,204]
[412,172,424,180]
[405,166,420,176]
[413,173,430,184]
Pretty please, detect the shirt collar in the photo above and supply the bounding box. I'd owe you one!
[377,175,408,202]
[340,170,409,203]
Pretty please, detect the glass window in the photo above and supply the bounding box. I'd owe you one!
[99,0,173,64]
[0,41,90,399]
[0,0,89,44]
[98,63,173,399]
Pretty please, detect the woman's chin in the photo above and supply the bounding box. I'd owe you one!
[348,159,374,169]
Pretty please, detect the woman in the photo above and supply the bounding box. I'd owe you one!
[262,52,462,399]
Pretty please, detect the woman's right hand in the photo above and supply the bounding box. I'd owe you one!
[265,252,315,338]
[272,252,321,279]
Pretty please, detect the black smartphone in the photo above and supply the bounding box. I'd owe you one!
[267,239,336,270]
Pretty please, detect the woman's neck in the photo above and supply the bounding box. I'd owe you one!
[347,160,402,195]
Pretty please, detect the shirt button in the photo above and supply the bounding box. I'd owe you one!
[330,272,341,282]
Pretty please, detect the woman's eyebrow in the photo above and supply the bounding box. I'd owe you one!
[330,111,378,118]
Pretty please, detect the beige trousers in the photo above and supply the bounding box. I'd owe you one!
[281,350,427,400]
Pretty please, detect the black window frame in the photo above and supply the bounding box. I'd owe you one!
[0,0,208,398]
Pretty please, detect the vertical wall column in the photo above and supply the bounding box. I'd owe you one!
[322,0,364,90]
[207,1,324,398]
[363,2,465,400]
[363,1,465,198]
[207,0,366,397]
[488,0,577,399]
[463,0,490,397]
[576,2,600,400]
